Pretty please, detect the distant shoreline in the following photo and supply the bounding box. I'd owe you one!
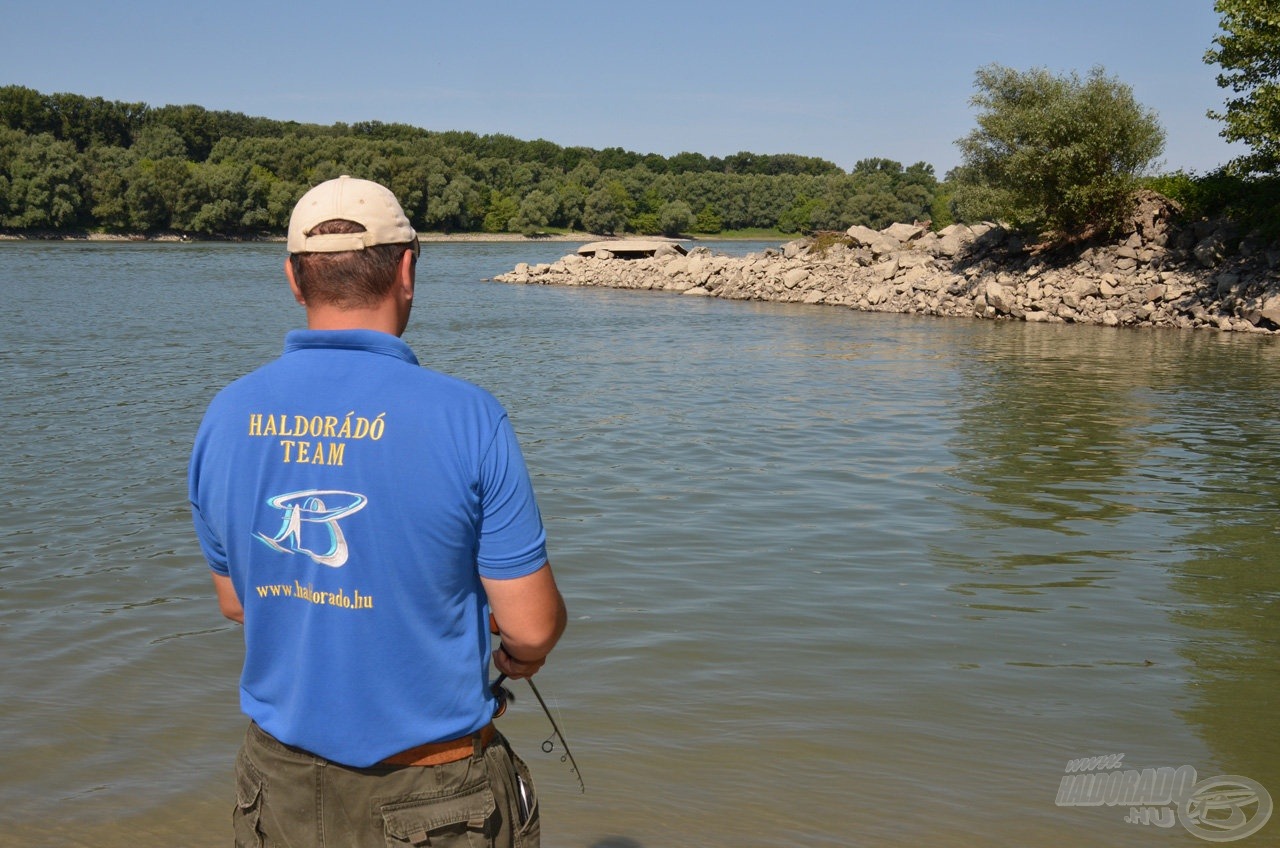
[0,230,585,244]
[0,230,780,244]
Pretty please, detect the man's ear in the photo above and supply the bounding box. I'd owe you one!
[397,248,415,301]
[284,257,306,306]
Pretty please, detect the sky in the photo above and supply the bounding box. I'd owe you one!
[0,1,1246,176]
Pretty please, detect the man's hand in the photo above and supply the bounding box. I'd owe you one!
[493,642,547,680]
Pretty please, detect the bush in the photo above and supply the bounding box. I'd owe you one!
[954,64,1165,242]
[1144,168,1280,236]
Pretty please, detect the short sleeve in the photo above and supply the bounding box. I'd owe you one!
[190,498,230,576]
[475,415,547,579]
[188,431,230,576]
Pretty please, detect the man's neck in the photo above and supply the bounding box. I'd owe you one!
[304,303,405,337]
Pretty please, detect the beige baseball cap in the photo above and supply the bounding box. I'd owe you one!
[287,175,417,253]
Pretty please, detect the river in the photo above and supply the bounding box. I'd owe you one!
[2,240,1277,846]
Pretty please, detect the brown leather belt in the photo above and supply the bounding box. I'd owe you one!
[379,723,496,767]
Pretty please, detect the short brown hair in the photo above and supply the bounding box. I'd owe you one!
[289,219,417,308]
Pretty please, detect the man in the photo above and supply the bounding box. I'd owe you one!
[189,175,566,847]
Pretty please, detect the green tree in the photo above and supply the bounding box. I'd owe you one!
[0,126,26,222]
[693,203,723,234]
[425,175,479,232]
[844,190,904,229]
[267,179,303,230]
[1206,0,1280,173]
[657,200,694,236]
[132,124,188,162]
[190,160,271,234]
[126,157,196,231]
[3,133,85,228]
[582,181,631,234]
[777,196,821,234]
[953,64,1165,240]
[0,86,56,136]
[510,189,558,235]
[85,145,136,230]
[482,191,518,233]
[628,184,666,233]
[556,181,587,230]
[929,180,956,229]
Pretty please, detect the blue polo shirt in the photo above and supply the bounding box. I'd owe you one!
[189,329,548,766]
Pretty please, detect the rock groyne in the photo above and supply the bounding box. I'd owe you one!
[493,200,1280,335]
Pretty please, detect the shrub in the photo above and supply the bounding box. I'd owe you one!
[953,64,1165,242]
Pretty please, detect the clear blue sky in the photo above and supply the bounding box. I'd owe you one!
[1,0,1244,176]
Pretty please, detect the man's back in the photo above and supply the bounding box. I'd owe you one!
[192,177,564,846]
[190,328,548,766]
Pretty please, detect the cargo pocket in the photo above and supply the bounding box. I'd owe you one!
[379,784,496,847]
[232,753,267,848]
[509,751,541,848]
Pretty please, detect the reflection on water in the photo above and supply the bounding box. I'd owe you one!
[942,321,1280,835]
[1,242,1277,847]
[1158,358,1280,798]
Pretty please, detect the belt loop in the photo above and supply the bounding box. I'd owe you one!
[471,731,485,762]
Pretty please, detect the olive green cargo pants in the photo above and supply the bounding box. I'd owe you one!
[233,722,540,847]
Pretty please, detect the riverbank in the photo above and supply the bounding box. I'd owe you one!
[0,228,785,244]
[0,230,589,243]
[492,195,1280,335]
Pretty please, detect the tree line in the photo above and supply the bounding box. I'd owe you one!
[9,0,1277,248]
[0,85,939,237]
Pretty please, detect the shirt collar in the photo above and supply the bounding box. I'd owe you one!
[283,329,420,366]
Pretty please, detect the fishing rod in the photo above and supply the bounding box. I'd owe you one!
[492,672,585,793]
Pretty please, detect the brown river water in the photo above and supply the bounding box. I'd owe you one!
[2,241,1277,846]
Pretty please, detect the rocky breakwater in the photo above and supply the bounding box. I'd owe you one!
[492,198,1280,334]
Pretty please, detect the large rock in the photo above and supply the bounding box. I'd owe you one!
[882,222,927,243]
[1195,233,1227,267]
[845,224,880,244]
[846,224,898,257]
[896,252,932,269]
[985,281,1015,314]
[783,268,810,288]
[782,239,808,258]
[933,224,974,258]
[1261,294,1280,328]
[1070,279,1101,299]
[904,266,941,292]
